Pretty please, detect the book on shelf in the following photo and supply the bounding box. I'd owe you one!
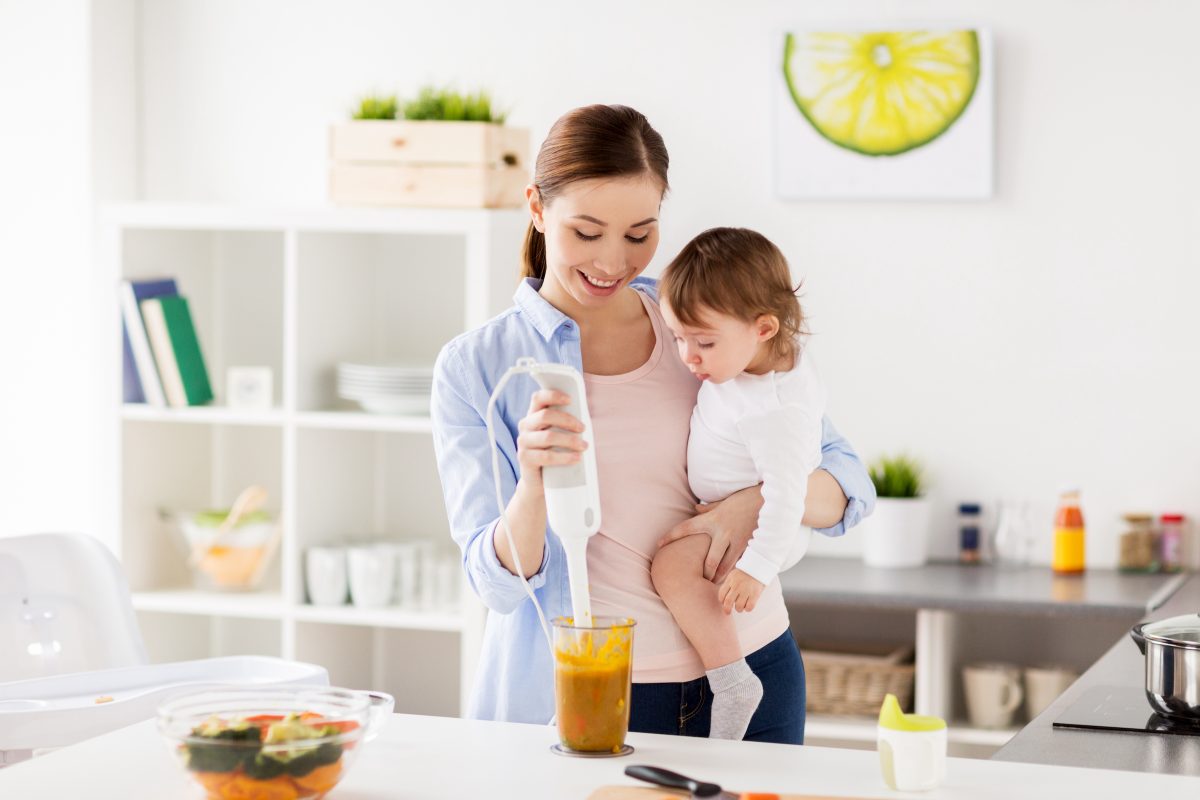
[119,277,179,406]
[140,295,214,407]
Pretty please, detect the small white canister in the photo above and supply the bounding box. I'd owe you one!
[877,693,947,792]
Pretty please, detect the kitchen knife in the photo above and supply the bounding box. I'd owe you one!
[624,765,752,800]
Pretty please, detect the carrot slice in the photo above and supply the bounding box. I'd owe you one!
[194,770,234,797]
[217,773,300,800]
[291,761,343,795]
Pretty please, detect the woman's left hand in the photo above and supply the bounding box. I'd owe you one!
[657,485,763,583]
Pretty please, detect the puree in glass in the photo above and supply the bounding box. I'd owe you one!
[552,617,635,753]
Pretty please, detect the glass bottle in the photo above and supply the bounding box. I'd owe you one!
[1052,489,1086,574]
[958,503,983,564]
[1160,514,1186,573]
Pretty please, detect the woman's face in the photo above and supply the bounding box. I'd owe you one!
[529,175,662,310]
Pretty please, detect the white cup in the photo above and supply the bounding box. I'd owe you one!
[963,662,1024,729]
[391,543,420,608]
[347,545,396,608]
[415,542,438,610]
[877,726,947,792]
[1024,665,1078,720]
[305,547,348,606]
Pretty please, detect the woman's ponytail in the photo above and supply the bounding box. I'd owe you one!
[521,221,546,281]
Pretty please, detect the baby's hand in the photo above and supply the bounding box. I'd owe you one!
[718,569,765,615]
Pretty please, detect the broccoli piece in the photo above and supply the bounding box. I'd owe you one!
[183,718,263,773]
[184,742,247,774]
[285,743,343,777]
[243,752,288,780]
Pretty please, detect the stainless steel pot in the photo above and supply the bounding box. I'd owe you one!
[1130,612,1200,720]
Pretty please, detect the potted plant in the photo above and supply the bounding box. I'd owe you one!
[861,454,932,568]
[328,86,530,208]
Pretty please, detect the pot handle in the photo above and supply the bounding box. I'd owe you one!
[363,691,395,741]
[1130,624,1147,655]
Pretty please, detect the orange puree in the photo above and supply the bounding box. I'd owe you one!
[553,620,633,753]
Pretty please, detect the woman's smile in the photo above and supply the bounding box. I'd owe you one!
[577,268,625,296]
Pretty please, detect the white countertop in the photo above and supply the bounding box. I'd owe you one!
[1,712,1196,799]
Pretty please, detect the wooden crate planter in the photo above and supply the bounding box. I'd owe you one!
[329,121,530,209]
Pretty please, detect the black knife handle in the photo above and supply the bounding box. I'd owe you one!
[625,765,723,798]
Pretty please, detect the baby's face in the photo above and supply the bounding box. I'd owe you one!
[660,301,765,384]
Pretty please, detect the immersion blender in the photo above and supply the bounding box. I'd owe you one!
[525,360,601,627]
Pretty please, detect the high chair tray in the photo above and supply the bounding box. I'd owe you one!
[0,655,327,752]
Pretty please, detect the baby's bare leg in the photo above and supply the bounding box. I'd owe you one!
[651,535,764,739]
[650,535,742,670]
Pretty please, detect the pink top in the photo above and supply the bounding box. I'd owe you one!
[583,290,791,683]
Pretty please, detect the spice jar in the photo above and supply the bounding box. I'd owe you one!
[1160,514,1186,573]
[958,503,983,564]
[1118,513,1157,573]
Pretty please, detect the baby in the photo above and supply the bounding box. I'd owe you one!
[652,227,825,740]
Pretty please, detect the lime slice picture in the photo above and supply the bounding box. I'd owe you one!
[783,30,980,157]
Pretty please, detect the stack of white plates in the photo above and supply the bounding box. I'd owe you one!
[337,362,434,415]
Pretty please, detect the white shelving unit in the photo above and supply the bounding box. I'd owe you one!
[101,203,528,716]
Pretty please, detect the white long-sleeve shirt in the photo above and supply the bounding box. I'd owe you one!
[686,352,825,585]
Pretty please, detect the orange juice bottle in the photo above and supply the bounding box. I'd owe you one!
[1052,489,1086,574]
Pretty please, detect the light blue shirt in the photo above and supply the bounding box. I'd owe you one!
[430,277,876,723]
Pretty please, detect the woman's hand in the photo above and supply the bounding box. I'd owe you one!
[657,485,763,583]
[515,389,588,494]
[656,470,849,583]
[493,389,589,579]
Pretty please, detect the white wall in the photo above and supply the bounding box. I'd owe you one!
[134,0,1200,567]
[0,1,97,539]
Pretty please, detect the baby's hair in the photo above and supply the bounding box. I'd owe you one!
[661,227,804,363]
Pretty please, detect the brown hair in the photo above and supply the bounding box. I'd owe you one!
[522,105,669,280]
[661,227,804,363]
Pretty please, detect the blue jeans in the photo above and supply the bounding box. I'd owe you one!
[628,631,806,744]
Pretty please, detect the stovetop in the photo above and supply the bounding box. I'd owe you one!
[1053,685,1200,737]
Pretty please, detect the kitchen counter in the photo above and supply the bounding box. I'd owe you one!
[995,573,1200,776]
[780,557,1186,616]
[2,712,1197,799]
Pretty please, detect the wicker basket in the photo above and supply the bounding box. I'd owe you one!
[801,640,916,717]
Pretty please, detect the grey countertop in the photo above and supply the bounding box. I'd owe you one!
[994,574,1200,776]
[780,557,1185,616]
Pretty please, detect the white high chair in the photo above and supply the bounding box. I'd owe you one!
[0,532,147,682]
[0,533,329,766]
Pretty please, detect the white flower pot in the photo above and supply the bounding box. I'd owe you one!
[862,496,933,568]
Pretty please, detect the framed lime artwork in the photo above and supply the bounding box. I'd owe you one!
[775,28,994,199]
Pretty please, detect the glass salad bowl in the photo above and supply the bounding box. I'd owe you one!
[157,686,393,800]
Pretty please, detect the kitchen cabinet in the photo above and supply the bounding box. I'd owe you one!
[100,203,528,715]
[780,558,1185,754]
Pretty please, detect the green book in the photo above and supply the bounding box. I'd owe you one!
[141,295,213,407]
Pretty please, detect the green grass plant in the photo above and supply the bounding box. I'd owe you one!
[401,86,507,123]
[352,94,399,120]
[869,454,924,498]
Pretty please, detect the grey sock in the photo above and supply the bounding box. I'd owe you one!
[706,659,763,740]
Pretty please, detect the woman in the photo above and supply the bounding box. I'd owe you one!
[431,104,874,744]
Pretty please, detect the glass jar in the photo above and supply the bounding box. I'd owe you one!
[1118,513,1157,573]
[1160,514,1186,573]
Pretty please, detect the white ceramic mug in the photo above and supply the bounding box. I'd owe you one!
[305,547,348,606]
[347,545,396,608]
[1024,665,1079,720]
[391,542,419,608]
[963,662,1024,729]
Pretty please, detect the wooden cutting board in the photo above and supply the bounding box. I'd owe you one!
[588,787,881,800]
